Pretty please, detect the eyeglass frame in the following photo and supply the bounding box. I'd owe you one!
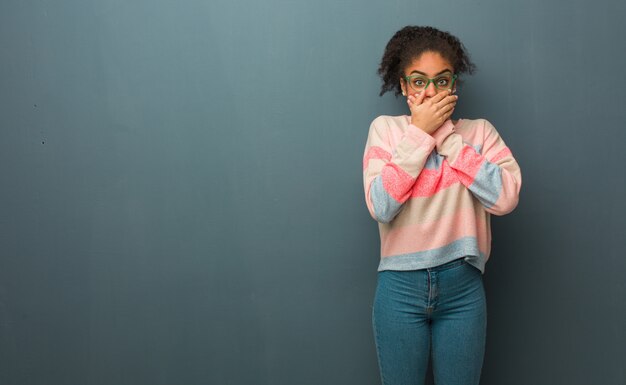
[403,72,458,92]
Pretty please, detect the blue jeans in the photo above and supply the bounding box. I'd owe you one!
[372,257,487,385]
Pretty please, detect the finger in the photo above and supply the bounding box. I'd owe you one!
[437,101,456,115]
[441,106,455,121]
[407,94,417,110]
[434,98,457,112]
[438,101,456,115]
[431,89,452,104]
[413,91,426,105]
[408,92,425,109]
[436,94,458,108]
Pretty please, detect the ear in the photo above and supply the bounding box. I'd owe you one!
[400,78,407,96]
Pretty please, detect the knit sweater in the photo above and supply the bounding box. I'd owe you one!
[362,115,522,273]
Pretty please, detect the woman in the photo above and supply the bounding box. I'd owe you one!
[362,26,522,385]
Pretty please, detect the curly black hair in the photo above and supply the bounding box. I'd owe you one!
[378,26,476,97]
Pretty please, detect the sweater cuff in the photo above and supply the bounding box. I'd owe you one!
[404,124,436,148]
[437,132,464,164]
[391,123,436,178]
[432,119,456,151]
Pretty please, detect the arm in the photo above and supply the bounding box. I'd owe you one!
[433,119,522,216]
[363,116,436,223]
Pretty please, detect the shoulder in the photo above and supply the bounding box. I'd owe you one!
[453,118,505,148]
[458,117,492,130]
[369,115,409,132]
[458,118,500,138]
[366,115,410,147]
[370,114,406,126]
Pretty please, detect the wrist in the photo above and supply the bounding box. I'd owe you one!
[438,133,463,163]
[405,123,436,145]
[432,119,456,150]
[410,117,424,131]
[411,119,434,134]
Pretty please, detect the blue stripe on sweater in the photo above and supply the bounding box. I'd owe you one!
[469,160,502,208]
[424,150,443,170]
[371,176,403,223]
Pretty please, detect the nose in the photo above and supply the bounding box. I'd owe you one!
[424,82,437,97]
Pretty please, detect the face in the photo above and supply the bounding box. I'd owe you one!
[400,51,456,101]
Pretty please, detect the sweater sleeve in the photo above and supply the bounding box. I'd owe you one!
[363,116,436,223]
[436,119,522,216]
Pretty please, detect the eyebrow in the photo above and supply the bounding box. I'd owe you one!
[409,69,453,76]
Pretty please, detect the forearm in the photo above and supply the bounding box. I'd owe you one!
[364,123,436,223]
[437,129,521,216]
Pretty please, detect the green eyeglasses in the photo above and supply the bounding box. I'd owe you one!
[404,72,458,92]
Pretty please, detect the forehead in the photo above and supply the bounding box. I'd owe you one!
[404,51,454,76]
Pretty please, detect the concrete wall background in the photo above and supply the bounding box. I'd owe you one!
[1,0,624,384]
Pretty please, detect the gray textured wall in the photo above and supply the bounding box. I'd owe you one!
[1,0,625,384]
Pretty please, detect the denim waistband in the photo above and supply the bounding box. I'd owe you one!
[426,257,466,272]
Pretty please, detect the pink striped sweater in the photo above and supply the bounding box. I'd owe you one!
[362,115,522,273]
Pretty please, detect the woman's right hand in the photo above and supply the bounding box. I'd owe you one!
[407,90,458,135]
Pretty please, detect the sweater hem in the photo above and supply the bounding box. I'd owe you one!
[377,237,487,274]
